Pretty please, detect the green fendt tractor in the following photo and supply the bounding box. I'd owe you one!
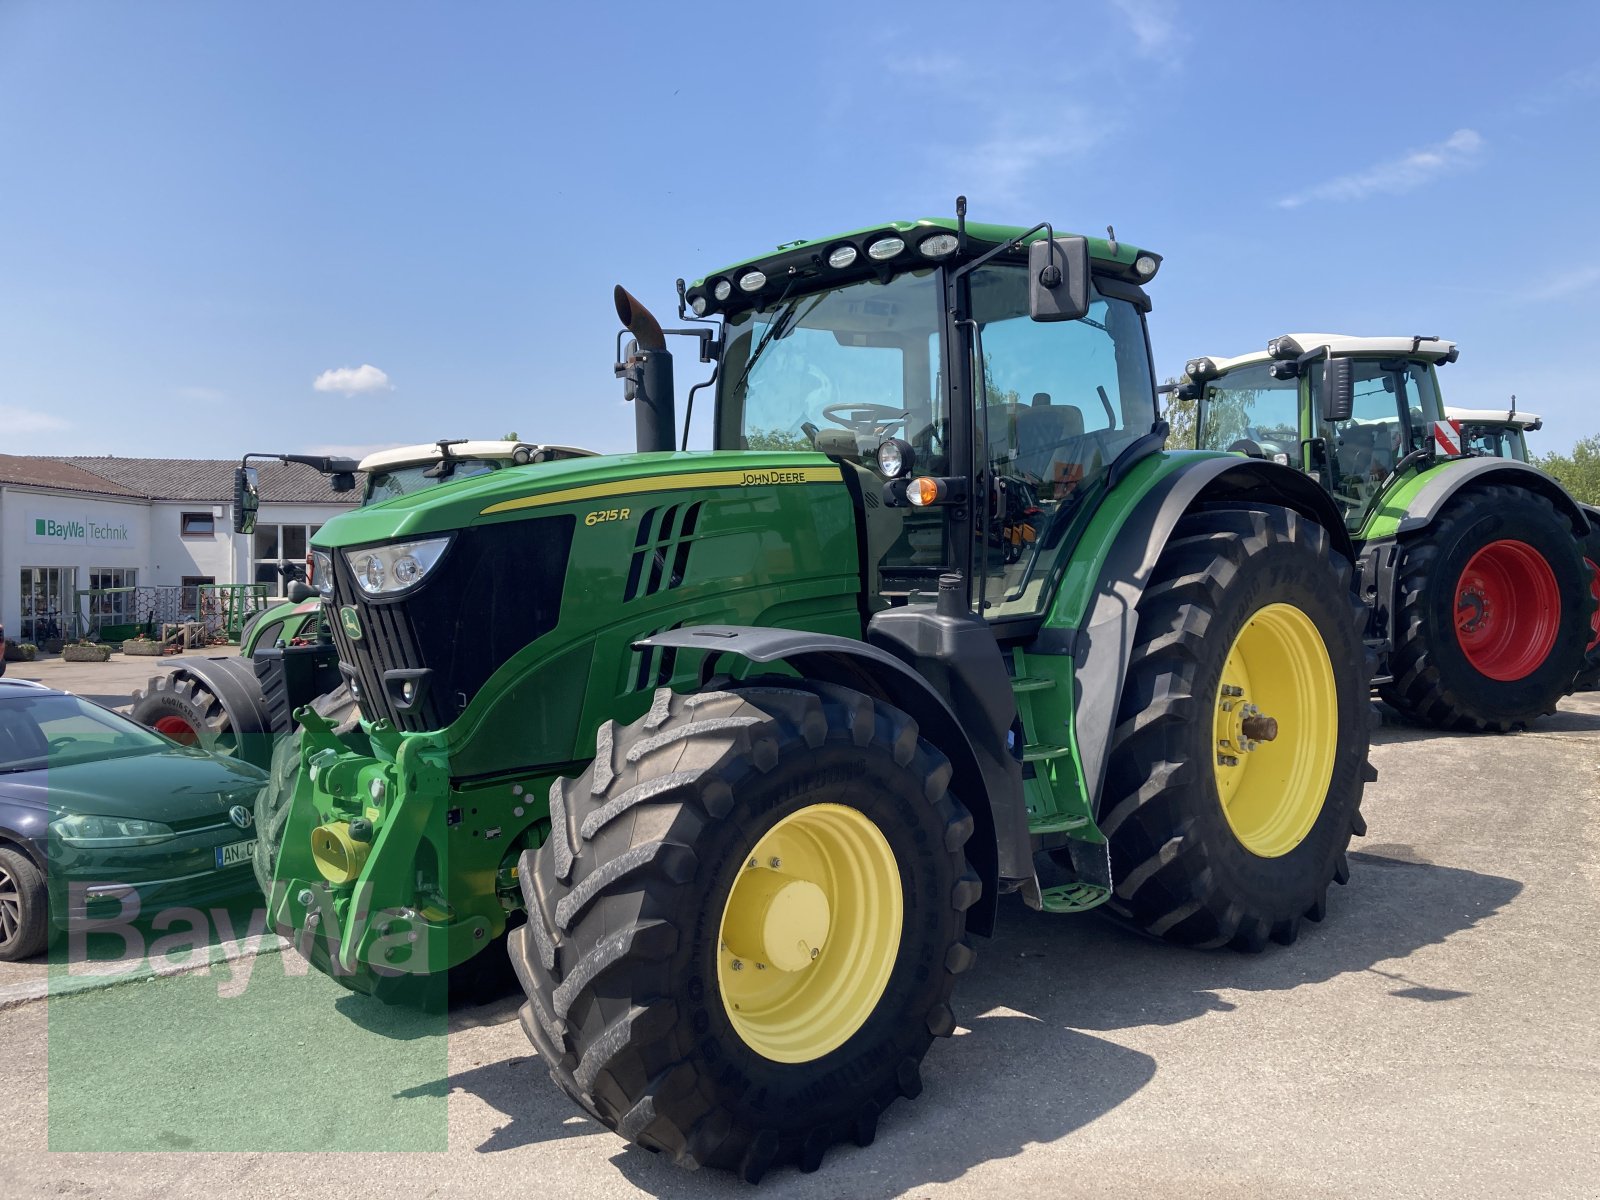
[131,441,594,763]
[1178,335,1599,729]
[261,208,1377,1179]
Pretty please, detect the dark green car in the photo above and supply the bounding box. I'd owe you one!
[0,678,268,961]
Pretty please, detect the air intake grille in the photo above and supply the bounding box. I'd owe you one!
[327,516,574,731]
[623,502,703,602]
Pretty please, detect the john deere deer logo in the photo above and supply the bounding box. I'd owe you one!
[339,605,363,641]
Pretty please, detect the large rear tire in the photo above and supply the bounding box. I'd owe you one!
[1101,505,1372,951]
[1382,485,1590,730]
[130,670,232,753]
[1575,515,1600,691]
[509,681,976,1181]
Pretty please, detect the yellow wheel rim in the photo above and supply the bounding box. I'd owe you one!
[1211,602,1338,858]
[716,803,903,1063]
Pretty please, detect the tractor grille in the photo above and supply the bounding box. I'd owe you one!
[623,501,703,602]
[327,516,575,732]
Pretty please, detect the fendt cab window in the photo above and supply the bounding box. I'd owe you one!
[1195,363,1302,465]
[967,265,1157,620]
[1311,360,1441,524]
[719,269,949,603]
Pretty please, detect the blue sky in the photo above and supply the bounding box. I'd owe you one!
[2,0,1597,459]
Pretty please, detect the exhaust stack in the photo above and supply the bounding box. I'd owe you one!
[615,286,676,454]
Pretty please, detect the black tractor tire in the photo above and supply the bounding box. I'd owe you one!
[0,846,50,963]
[1381,485,1591,730]
[130,669,233,753]
[509,680,977,1182]
[1574,519,1600,691]
[1101,505,1372,951]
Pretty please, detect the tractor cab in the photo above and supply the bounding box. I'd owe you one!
[689,217,1166,625]
[1446,405,1541,462]
[1183,334,1455,530]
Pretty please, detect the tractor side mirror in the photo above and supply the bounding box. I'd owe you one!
[287,581,317,602]
[1322,357,1355,423]
[329,472,356,493]
[233,467,260,535]
[1028,236,1090,322]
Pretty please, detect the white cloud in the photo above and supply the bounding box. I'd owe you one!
[953,111,1108,207]
[1518,263,1600,304]
[312,364,393,396]
[0,405,68,434]
[1112,0,1182,63]
[1277,129,1484,209]
[1517,59,1600,116]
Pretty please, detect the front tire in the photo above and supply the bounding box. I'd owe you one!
[1382,485,1590,730]
[0,847,49,963]
[509,681,976,1181]
[1101,505,1372,951]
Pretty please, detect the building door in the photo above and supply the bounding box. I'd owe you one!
[181,576,214,616]
[19,566,76,642]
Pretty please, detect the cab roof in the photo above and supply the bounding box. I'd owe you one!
[1445,405,1542,429]
[687,217,1160,319]
[1186,334,1459,380]
[358,441,596,473]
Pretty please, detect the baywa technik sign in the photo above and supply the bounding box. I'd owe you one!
[26,510,137,549]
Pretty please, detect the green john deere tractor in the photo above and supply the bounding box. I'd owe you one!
[261,208,1376,1179]
[1176,336,1600,726]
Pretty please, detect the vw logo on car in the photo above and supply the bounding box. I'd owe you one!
[229,804,254,830]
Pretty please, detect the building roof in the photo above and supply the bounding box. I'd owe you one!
[0,453,144,498]
[47,457,359,504]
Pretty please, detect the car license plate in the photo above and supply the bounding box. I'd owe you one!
[216,841,256,869]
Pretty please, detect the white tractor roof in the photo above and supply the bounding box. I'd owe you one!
[357,441,597,472]
[1187,334,1459,380]
[1445,406,1542,429]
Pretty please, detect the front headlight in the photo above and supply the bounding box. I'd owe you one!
[343,536,451,598]
[310,550,335,597]
[51,814,176,846]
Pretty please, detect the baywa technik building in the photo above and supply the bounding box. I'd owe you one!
[0,455,356,643]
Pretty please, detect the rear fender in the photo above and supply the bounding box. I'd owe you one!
[633,625,1012,937]
[1064,457,1355,814]
[1395,459,1591,538]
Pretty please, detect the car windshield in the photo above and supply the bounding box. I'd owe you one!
[0,692,168,773]
[365,459,503,505]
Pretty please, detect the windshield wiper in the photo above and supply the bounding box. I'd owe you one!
[729,288,825,401]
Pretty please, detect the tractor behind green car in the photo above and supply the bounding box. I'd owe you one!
[258,206,1378,1180]
[1176,336,1600,725]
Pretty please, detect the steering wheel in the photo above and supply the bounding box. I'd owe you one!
[821,402,908,436]
[48,736,80,752]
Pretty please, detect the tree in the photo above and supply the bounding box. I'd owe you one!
[744,427,813,452]
[1534,434,1600,505]
[1161,377,1195,450]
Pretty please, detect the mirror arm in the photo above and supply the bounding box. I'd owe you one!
[950,221,1053,287]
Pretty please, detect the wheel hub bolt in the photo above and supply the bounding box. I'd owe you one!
[297,889,315,908]
[768,856,782,869]
[1240,714,1279,743]
[731,959,744,971]
[1221,684,1244,698]
[1217,753,1239,767]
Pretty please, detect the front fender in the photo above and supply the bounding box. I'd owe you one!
[633,624,1011,937]
[1392,459,1591,539]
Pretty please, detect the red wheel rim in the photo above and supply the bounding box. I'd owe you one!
[1454,539,1561,682]
[1585,557,1600,654]
[154,715,200,746]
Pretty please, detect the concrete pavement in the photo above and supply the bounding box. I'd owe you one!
[2,687,1596,1197]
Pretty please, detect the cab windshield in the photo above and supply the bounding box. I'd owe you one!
[1195,363,1302,465]
[364,459,504,505]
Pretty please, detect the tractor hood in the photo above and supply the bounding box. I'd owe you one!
[313,449,844,549]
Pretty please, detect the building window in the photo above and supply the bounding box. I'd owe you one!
[86,568,137,628]
[252,523,322,595]
[19,566,76,642]
[181,575,214,615]
[180,511,215,536]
